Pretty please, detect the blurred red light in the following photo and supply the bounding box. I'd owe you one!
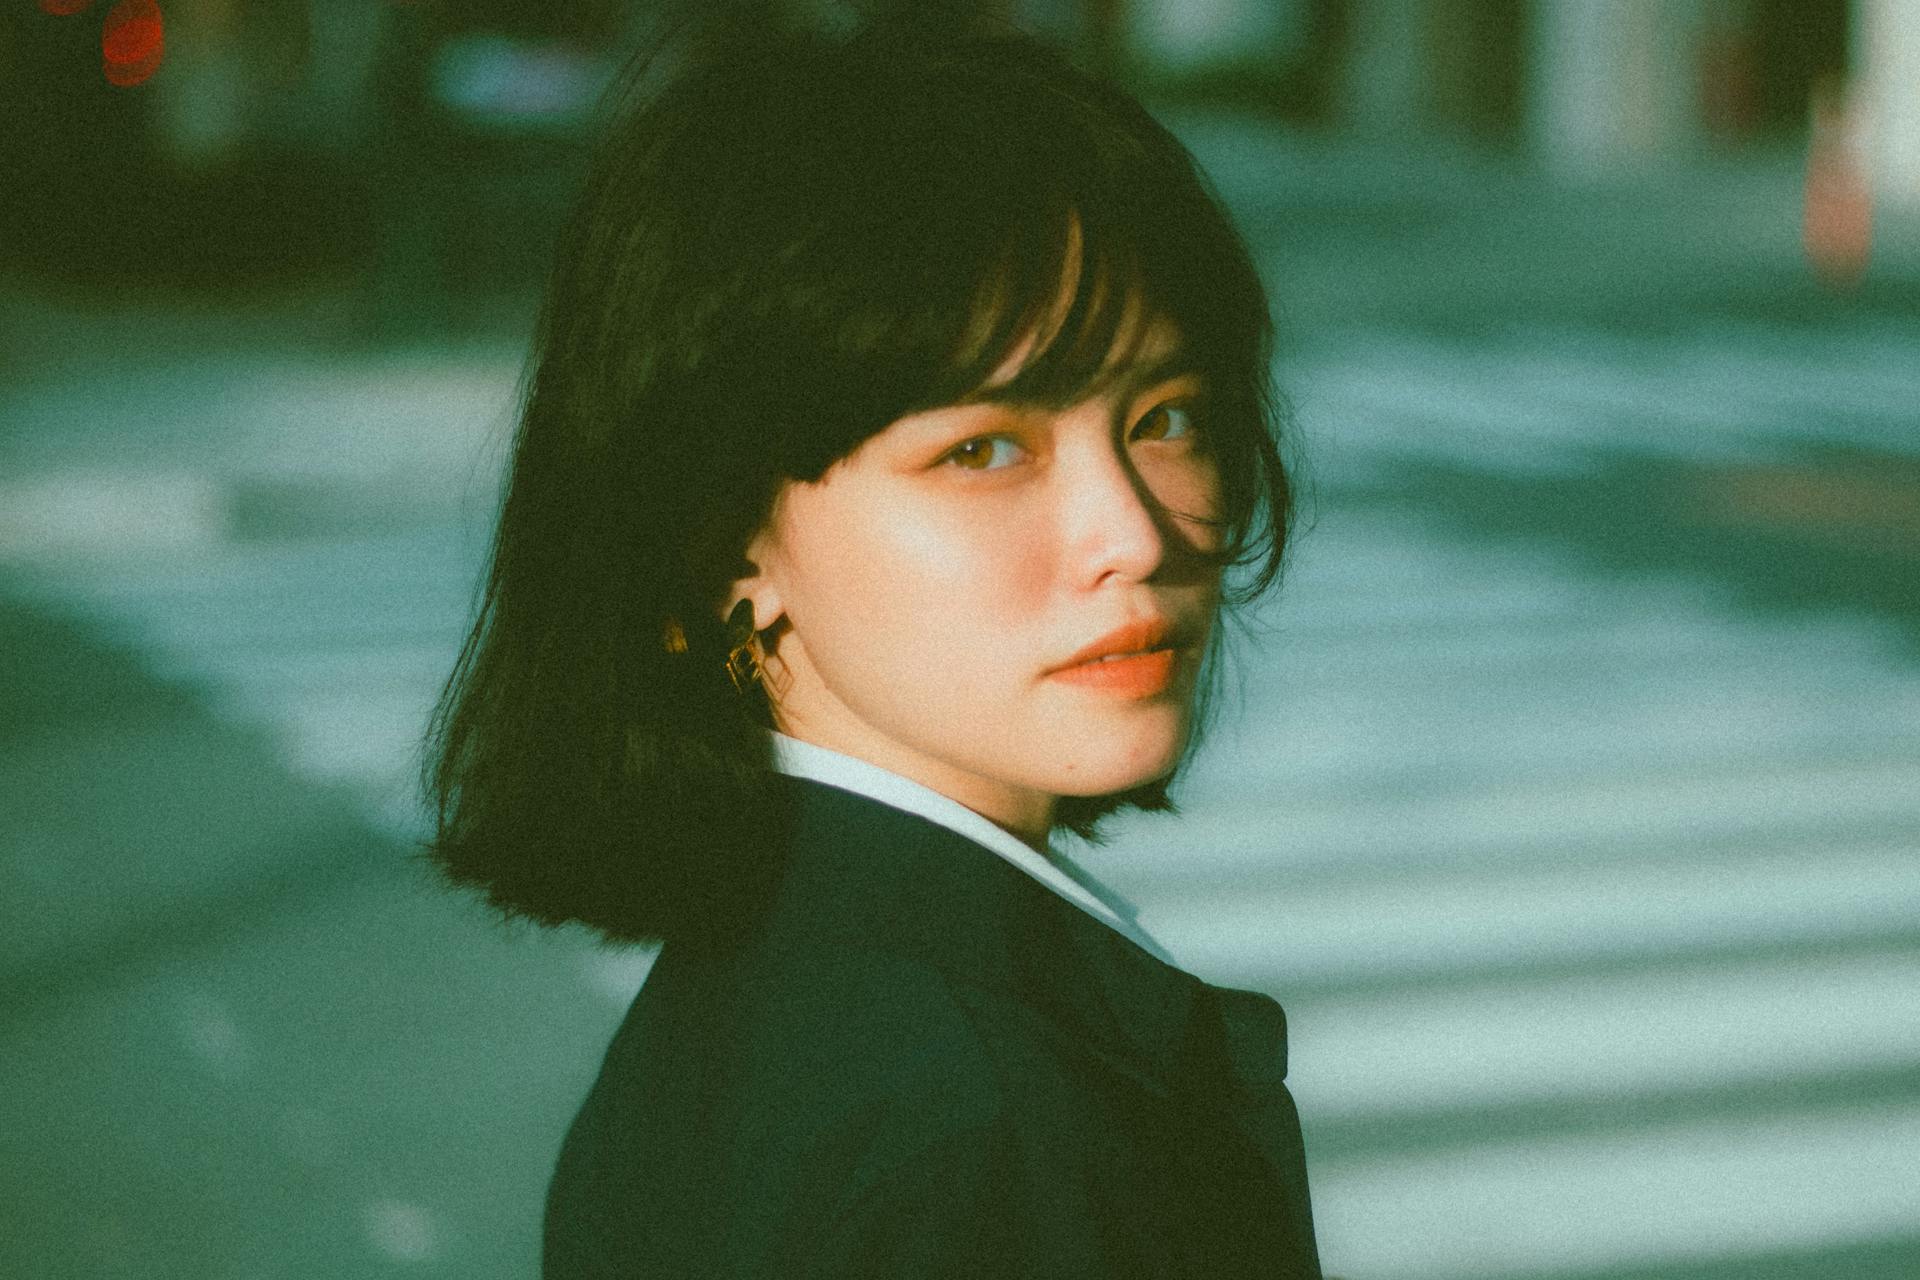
[38,0,97,14]
[104,43,162,86]
[102,0,163,65]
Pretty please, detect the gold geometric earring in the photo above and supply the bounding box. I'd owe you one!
[723,598,763,695]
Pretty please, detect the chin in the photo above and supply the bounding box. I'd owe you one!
[1042,722,1188,797]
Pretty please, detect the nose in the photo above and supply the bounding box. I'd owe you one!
[1053,419,1171,589]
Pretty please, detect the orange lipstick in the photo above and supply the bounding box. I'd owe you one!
[1047,647,1179,696]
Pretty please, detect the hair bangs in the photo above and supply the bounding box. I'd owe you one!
[850,168,1269,443]
[816,223,1207,457]
[982,234,1167,417]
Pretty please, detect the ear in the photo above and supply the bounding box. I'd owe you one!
[721,523,787,635]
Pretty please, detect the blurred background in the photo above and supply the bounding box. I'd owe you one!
[2,1,1916,1277]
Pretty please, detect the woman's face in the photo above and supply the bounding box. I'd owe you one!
[734,313,1224,848]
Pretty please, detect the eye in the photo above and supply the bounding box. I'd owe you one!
[941,435,1026,472]
[1131,401,1198,444]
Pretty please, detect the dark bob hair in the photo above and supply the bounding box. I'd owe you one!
[422,5,1301,948]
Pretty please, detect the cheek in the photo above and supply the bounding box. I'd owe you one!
[871,506,1050,665]
[792,492,1049,678]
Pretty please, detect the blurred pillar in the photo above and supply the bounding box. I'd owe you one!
[1851,0,1920,206]
[1524,0,1709,176]
[148,0,249,173]
[1335,0,1430,136]
[1126,0,1296,77]
[1334,0,1528,143]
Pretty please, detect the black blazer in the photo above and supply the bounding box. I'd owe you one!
[544,774,1322,1278]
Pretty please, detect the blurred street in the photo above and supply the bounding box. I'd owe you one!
[5,96,1920,1280]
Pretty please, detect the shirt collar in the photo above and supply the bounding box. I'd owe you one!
[766,730,1174,965]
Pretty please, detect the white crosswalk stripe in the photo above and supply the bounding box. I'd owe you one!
[1285,313,1920,481]
[1310,1098,1920,1280]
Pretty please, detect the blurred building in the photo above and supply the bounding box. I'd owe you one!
[3,0,1912,295]
[1119,0,1890,169]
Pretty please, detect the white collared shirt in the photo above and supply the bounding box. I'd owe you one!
[768,731,1175,965]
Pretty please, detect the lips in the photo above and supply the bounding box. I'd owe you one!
[1048,616,1184,673]
[1048,647,1180,695]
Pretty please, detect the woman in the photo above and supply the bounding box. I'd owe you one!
[425,7,1318,1276]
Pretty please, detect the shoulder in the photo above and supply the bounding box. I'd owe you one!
[547,940,1008,1274]
[575,935,1011,1182]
